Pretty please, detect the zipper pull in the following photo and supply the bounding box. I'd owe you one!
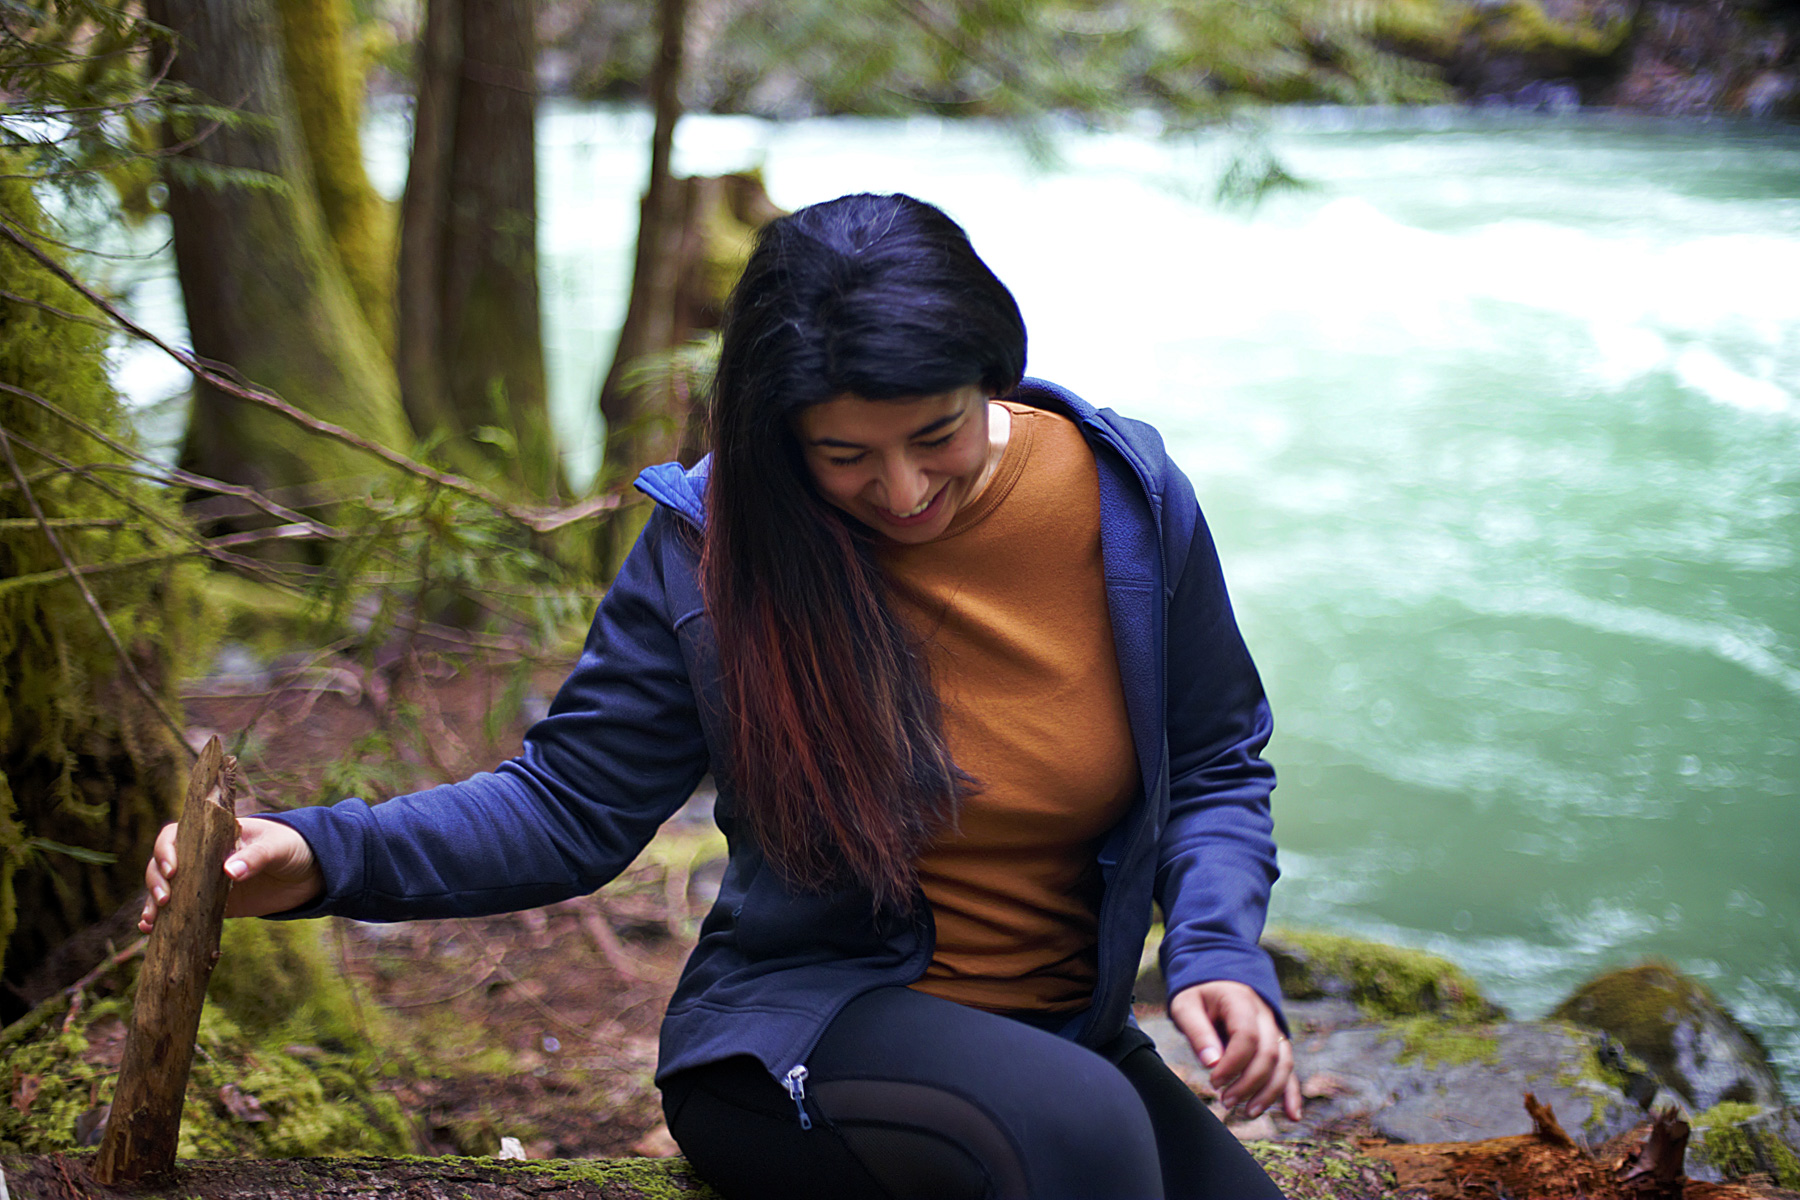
[782,1064,813,1130]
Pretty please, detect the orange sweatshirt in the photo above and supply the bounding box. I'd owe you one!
[879,403,1139,1012]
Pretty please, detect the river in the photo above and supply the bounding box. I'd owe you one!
[112,103,1800,1098]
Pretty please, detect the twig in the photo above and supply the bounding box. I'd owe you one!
[0,425,194,759]
[0,214,621,534]
[59,938,149,1034]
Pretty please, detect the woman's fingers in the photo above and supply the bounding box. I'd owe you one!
[138,822,181,932]
[1245,1033,1294,1116]
[1170,980,1301,1119]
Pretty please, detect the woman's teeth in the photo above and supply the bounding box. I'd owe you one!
[893,495,932,518]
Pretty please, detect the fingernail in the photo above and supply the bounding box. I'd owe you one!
[154,886,168,903]
[225,859,247,880]
[1249,1106,1264,1118]
[1200,1047,1221,1067]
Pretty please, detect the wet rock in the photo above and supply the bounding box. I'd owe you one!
[1552,962,1785,1113]
[1141,1013,1648,1146]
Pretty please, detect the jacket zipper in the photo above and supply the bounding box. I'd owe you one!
[783,1064,813,1130]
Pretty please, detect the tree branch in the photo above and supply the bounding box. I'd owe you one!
[0,214,620,534]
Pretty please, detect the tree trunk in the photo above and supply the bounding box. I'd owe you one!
[151,0,411,505]
[397,0,564,501]
[597,0,690,487]
[272,0,395,356]
[0,172,189,1025]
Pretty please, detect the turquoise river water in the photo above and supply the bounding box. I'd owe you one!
[112,105,1800,1098]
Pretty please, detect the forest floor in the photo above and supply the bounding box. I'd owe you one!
[182,652,712,1161]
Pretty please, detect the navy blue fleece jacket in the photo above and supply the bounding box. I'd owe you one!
[269,379,1283,1087]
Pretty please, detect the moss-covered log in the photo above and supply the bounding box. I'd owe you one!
[273,0,395,356]
[397,0,564,501]
[147,0,411,505]
[0,170,195,1023]
[0,1137,1411,1200]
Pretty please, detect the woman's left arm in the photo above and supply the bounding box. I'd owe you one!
[1153,470,1299,1119]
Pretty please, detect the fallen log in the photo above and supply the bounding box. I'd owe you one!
[92,738,238,1186]
[1367,1095,1800,1200]
[0,1153,722,1199]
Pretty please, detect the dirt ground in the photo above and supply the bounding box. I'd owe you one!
[183,652,713,1160]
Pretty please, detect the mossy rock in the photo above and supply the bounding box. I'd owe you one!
[1687,1103,1800,1189]
[0,921,409,1158]
[1263,928,1503,1021]
[1552,961,1783,1112]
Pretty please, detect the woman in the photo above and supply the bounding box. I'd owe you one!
[142,193,1298,1199]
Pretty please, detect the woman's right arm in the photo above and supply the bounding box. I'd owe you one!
[142,506,711,927]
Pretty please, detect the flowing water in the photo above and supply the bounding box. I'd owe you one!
[112,103,1800,1097]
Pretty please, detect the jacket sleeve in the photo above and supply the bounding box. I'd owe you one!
[265,508,712,922]
[1152,465,1286,1028]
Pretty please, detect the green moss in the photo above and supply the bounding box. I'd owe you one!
[0,923,410,1158]
[1246,1139,1401,1200]
[1696,1101,1767,1127]
[1390,1017,1502,1068]
[512,1156,723,1199]
[1689,1105,1800,1188]
[207,919,382,1049]
[273,0,395,356]
[1265,928,1500,1020]
[1462,0,1633,58]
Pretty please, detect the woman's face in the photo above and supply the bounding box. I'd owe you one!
[794,384,1001,544]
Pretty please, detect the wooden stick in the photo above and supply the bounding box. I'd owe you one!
[93,737,239,1186]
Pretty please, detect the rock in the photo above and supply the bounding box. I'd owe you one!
[1552,962,1785,1113]
[1263,929,1504,1022]
[1686,1103,1800,1189]
[1141,1013,1648,1146]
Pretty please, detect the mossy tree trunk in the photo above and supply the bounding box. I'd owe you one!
[0,172,192,1026]
[272,0,395,357]
[397,0,566,501]
[149,0,411,506]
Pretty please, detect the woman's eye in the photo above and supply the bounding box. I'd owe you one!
[917,433,957,450]
[828,452,867,466]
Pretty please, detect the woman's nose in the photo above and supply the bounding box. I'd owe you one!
[878,457,930,512]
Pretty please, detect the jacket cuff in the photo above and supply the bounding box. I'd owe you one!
[1161,940,1290,1035]
[255,802,372,921]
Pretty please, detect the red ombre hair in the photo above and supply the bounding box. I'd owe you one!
[701,194,1026,910]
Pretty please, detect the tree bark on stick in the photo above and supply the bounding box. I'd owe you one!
[92,739,238,1186]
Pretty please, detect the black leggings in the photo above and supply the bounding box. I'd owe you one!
[660,987,1285,1200]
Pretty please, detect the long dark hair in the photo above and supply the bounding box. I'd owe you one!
[701,193,1027,910]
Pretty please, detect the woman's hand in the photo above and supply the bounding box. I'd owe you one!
[1168,980,1303,1121]
[139,816,323,932]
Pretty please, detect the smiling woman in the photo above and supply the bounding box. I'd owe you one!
[142,193,1293,1200]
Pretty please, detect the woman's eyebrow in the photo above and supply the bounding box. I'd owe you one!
[807,412,964,448]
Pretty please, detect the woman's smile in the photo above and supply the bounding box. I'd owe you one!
[795,384,1012,544]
